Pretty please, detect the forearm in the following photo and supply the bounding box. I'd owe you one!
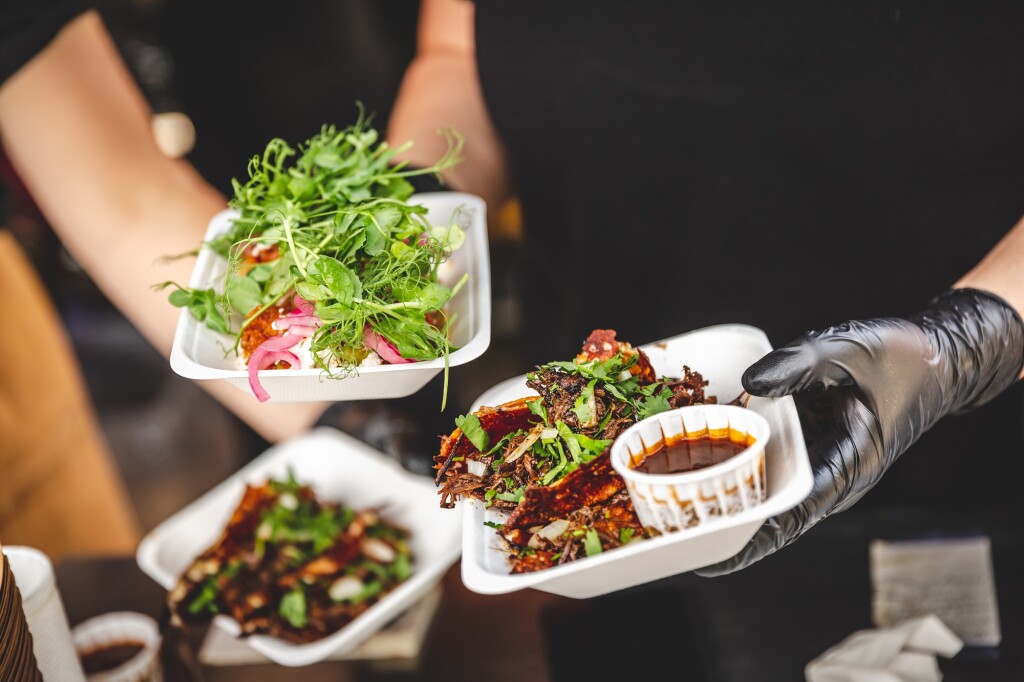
[954,213,1024,379]
[386,0,510,210]
[0,11,326,441]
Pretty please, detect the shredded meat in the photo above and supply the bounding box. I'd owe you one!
[506,491,645,574]
[664,365,715,407]
[167,479,413,644]
[527,369,591,430]
[433,328,716,573]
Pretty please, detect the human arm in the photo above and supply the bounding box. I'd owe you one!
[386,0,510,211]
[954,212,1024,354]
[0,10,328,442]
[695,216,1024,576]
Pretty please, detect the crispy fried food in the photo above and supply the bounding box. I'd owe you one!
[434,393,540,503]
[505,491,646,573]
[503,452,622,534]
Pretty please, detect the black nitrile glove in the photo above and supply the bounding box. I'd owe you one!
[695,287,1024,576]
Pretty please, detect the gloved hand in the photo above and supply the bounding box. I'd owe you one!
[696,287,1024,576]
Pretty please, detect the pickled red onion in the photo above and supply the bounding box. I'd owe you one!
[292,294,315,316]
[255,333,303,352]
[255,349,300,370]
[248,333,303,402]
[363,325,416,364]
[285,325,316,338]
[272,315,319,331]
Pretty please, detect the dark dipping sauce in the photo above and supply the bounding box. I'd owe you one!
[79,641,145,675]
[632,431,756,475]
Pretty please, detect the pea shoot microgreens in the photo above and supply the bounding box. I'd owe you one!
[156,107,466,406]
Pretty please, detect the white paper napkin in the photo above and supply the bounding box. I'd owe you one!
[805,614,963,682]
[870,536,1000,647]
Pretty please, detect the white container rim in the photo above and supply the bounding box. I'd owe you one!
[3,545,54,607]
[72,610,161,681]
[610,404,771,486]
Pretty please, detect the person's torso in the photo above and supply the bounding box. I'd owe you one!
[476,1,1024,351]
[474,0,1024,513]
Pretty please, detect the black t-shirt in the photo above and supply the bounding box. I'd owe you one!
[474,1,1024,513]
[0,1,88,87]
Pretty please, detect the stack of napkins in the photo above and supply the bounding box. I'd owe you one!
[869,536,1000,648]
[805,614,963,682]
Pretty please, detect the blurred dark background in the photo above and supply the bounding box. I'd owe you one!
[1,0,528,530]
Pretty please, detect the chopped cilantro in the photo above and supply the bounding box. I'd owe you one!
[279,586,307,628]
[187,576,220,615]
[496,485,525,504]
[557,421,583,462]
[392,553,412,581]
[351,580,383,604]
[484,431,519,457]
[455,413,489,452]
[619,527,635,544]
[527,397,548,424]
[571,380,597,425]
[639,388,673,420]
[268,467,302,495]
[574,432,612,456]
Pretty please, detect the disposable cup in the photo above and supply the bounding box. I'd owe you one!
[610,404,770,534]
[72,611,163,681]
[4,545,86,681]
[0,551,43,681]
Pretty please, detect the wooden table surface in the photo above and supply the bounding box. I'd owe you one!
[55,508,1024,681]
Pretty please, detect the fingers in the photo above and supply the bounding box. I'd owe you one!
[695,389,881,578]
[742,332,855,397]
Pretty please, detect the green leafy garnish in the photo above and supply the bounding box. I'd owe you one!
[495,485,525,504]
[187,577,220,615]
[392,553,412,581]
[157,285,230,335]
[526,396,548,424]
[583,529,603,557]
[455,413,489,452]
[279,586,307,629]
[639,387,673,420]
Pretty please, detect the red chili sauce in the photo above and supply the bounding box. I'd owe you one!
[79,641,145,675]
[632,429,755,475]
